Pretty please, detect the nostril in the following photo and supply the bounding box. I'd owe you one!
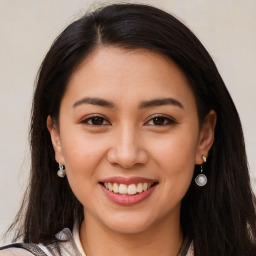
[107,147,148,168]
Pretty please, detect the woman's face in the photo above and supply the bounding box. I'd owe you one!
[48,47,215,234]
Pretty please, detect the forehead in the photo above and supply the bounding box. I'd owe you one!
[63,46,196,109]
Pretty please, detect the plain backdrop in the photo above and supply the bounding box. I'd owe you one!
[0,0,255,245]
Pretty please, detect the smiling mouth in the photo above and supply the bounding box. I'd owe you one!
[101,182,157,195]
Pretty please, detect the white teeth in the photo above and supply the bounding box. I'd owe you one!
[113,183,119,193]
[128,184,137,195]
[119,184,128,194]
[136,183,143,193]
[103,182,154,195]
[143,182,148,191]
[108,182,113,192]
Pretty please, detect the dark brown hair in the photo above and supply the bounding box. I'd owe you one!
[8,3,256,256]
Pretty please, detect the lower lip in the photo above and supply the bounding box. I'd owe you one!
[101,185,156,206]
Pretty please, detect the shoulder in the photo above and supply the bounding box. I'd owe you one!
[0,243,46,256]
[0,227,79,256]
[0,247,33,256]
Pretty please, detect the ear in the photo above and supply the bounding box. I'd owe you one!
[195,110,217,164]
[47,115,65,165]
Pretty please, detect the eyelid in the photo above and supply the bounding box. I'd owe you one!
[144,114,178,126]
[81,114,111,126]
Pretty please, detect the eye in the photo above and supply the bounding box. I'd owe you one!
[145,115,176,126]
[81,115,110,126]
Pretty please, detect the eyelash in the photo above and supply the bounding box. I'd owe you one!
[81,114,177,127]
[145,115,177,126]
[81,115,110,126]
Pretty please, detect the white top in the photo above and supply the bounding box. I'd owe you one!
[0,225,193,255]
[0,247,34,256]
[72,222,86,256]
[0,224,86,256]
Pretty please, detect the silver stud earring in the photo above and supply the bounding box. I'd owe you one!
[195,155,207,186]
[57,163,66,178]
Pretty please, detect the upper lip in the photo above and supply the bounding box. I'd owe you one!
[100,176,157,185]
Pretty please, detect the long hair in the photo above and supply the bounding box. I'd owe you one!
[9,3,256,255]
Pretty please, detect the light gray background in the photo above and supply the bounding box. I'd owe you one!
[0,0,255,245]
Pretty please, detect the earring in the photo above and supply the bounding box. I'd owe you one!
[195,155,207,186]
[57,163,66,178]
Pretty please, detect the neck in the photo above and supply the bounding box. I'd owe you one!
[80,211,183,256]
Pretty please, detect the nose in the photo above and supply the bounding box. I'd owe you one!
[107,125,148,169]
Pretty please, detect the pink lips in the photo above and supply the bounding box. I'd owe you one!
[100,176,157,206]
[101,176,156,185]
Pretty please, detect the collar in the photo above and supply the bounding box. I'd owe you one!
[72,221,87,256]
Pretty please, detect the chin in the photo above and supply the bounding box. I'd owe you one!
[100,211,158,235]
[107,220,152,235]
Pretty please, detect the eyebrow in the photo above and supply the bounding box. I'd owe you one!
[73,97,115,108]
[139,98,184,109]
[73,97,183,109]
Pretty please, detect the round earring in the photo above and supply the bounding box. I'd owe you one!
[57,163,66,178]
[195,155,207,186]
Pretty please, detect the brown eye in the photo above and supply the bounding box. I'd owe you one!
[90,117,104,125]
[145,115,176,126]
[152,117,166,125]
[82,116,110,126]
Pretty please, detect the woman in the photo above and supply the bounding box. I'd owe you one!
[1,3,255,256]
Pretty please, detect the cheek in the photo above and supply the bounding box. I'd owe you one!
[59,131,110,191]
[62,136,107,172]
[150,127,198,191]
[60,135,110,206]
[153,131,197,167]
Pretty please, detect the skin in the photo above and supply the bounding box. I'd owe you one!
[48,46,216,256]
